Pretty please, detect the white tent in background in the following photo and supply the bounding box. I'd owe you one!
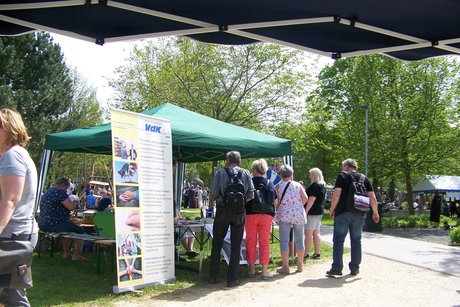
[413,175,460,200]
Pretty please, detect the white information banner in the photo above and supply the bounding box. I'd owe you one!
[111,109,175,293]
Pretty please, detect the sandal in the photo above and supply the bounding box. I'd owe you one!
[296,265,304,273]
[247,271,256,278]
[276,266,290,275]
[261,273,273,280]
[71,255,87,261]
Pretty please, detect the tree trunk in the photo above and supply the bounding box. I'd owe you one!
[404,171,414,215]
[388,179,396,202]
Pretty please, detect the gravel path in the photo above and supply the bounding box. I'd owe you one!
[115,253,460,307]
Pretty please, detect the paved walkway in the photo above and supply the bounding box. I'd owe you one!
[321,225,460,277]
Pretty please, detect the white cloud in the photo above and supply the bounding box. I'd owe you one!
[50,33,135,104]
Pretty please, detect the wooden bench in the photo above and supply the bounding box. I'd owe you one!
[93,239,116,274]
[37,231,115,274]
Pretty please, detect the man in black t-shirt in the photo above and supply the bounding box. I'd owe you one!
[326,159,379,277]
[97,189,112,211]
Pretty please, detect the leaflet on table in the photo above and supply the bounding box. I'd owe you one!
[111,109,175,294]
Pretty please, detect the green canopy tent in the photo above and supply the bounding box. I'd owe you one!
[38,103,291,211]
[44,103,291,162]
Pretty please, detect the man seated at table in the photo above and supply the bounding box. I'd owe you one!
[38,177,86,261]
[97,189,113,212]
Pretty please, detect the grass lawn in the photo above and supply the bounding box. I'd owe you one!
[28,208,334,306]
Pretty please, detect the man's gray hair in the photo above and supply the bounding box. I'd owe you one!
[278,165,293,178]
[226,151,241,165]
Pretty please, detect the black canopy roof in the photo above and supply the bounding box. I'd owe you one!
[1,0,460,60]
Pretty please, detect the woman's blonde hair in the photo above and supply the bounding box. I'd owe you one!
[0,108,30,147]
[251,159,268,175]
[309,167,326,185]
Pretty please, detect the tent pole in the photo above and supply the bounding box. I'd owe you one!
[35,149,53,214]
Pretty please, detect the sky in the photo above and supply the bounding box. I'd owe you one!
[51,33,138,104]
[51,33,334,107]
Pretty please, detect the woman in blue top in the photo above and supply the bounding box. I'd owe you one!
[38,177,86,261]
[0,108,37,307]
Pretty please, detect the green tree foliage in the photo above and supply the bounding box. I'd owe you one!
[309,55,460,212]
[0,32,103,180]
[110,37,315,181]
[110,37,312,129]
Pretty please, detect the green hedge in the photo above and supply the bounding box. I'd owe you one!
[382,214,457,229]
[450,227,460,244]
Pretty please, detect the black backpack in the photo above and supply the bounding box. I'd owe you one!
[346,172,371,213]
[223,167,246,213]
[247,179,275,216]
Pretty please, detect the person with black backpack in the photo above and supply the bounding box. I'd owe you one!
[208,151,254,287]
[245,159,278,280]
[326,158,379,277]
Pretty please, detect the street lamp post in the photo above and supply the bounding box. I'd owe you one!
[358,104,369,176]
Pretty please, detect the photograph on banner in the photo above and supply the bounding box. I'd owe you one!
[115,185,139,207]
[117,233,142,257]
[114,136,138,161]
[116,209,141,232]
[114,161,139,184]
[119,257,143,282]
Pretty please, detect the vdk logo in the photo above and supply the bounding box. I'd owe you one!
[145,123,162,133]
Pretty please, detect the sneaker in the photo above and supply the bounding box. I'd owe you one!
[206,278,219,284]
[261,273,273,280]
[303,254,310,259]
[227,279,240,287]
[326,269,343,276]
[350,270,359,276]
[311,253,321,259]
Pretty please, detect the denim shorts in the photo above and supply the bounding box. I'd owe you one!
[42,220,84,234]
[304,214,323,231]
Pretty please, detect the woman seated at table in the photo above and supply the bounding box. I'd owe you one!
[38,177,86,261]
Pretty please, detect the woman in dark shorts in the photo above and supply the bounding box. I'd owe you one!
[38,177,86,260]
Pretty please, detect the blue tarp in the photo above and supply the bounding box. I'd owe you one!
[413,176,460,200]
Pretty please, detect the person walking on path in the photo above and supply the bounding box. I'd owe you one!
[208,151,254,287]
[327,158,379,277]
[304,167,326,260]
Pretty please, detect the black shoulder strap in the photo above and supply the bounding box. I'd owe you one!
[349,171,361,183]
[225,167,243,180]
[224,167,236,179]
[351,172,365,183]
[279,181,291,204]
